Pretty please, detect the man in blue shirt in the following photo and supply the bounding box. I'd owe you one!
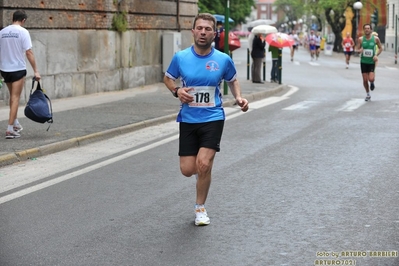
[164,13,249,226]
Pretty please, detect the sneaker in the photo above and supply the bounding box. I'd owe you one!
[195,205,210,226]
[5,130,20,139]
[365,95,371,102]
[13,124,23,133]
[370,83,375,91]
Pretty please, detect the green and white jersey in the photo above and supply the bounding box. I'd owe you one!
[360,35,376,64]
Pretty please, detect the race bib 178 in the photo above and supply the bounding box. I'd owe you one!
[188,86,216,107]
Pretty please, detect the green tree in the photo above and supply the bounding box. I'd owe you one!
[273,0,305,28]
[198,0,255,25]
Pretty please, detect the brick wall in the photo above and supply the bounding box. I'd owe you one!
[0,0,198,30]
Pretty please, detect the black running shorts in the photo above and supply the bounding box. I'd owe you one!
[179,120,224,156]
[360,63,375,73]
[0,70,27,83]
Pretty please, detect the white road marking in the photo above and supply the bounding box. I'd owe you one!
[282,100,319,110]
[0,135,179,205]
[336,99,366,112]
[309,62,320,66]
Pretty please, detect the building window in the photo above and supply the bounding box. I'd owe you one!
[260,13,267,19]
[261,5,267,11]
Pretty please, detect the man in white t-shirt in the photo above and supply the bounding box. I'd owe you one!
[0,10,41,139]
[289,30,300,62]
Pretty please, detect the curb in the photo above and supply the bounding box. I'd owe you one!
[0,85,285,167]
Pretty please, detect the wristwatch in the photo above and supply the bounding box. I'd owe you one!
[173,87,181,98]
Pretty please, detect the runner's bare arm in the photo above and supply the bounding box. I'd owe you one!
[163,75,194,103]
[227,79,249,112]
[26,49,40,80]
[355,37,363,53]
[376,37,383,56]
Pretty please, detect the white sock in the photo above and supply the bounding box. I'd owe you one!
[13,119,19,126]
[195,204,205,209]
[7,125,13,132]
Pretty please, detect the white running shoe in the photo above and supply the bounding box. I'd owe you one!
[5,130,20,139]
[13,124,23,133]
[195,205,210,226]
[365,95,371,101]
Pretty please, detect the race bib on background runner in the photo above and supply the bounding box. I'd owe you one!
[188,86,216,107]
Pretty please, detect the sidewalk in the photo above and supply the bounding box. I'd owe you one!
[0,79,285,167]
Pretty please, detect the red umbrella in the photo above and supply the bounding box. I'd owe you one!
[265,32,295,48]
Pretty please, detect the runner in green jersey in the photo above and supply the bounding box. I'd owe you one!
[355,24,382,101]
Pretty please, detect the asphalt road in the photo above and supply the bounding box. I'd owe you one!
[0,41,398,266]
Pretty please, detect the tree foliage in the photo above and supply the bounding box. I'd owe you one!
[273,0,305,24]
[198,0,255,25]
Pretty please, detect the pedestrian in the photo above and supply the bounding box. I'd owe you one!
[307,30,317,61]
[341,32,355,69]
[251,33,265,83]
[214,21,224,52]
[268,45,279,83]
[289,30,300,62]
[0,10,41,139]
[354,24,383,101]
[163,13,249,226]
[315,32,321,60]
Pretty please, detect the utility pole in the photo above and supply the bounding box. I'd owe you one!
[395,14,398,64]
[223,0,230,95]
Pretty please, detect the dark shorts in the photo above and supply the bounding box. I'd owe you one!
[0,70,27,83]
[309,45,316,51]
[344,51,353,56]
[179,120,224,156]
[360,63,375,73]
[316,45,320,50]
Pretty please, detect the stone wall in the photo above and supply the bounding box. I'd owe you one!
[0,0,198,103]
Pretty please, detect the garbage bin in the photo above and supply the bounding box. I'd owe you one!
[324,44,333,56]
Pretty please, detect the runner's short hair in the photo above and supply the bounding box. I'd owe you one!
[363,23,372,30]
[193,13,217,31]
[13,10,27,22]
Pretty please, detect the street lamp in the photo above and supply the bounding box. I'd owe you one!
[353,1,363,39]
[298,19,303,32]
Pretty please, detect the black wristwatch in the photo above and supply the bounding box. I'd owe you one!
[173,87,181,98]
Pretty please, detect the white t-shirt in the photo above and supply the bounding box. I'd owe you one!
[0,24,32,72]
